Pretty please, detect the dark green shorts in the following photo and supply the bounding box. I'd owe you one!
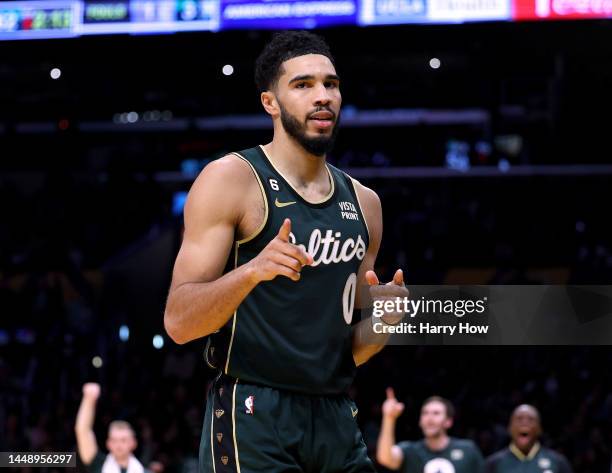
[199,374,376,473]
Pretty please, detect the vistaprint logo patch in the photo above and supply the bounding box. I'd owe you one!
[373,296,488,318]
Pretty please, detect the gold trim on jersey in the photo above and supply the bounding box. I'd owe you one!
[232,379,242,473]
[231,152,269,245]
[510,442,540,461]
[350,177,371,245]
[223,152,269,375]
[210,394,217,473]
[224,243,240,375]
[258,144,335,204]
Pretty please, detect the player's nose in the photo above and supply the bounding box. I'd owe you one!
[313,82,333,106]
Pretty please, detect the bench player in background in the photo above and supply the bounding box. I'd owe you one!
[377,388,484,473]
[75,383,147,473]
[485,405,573,473]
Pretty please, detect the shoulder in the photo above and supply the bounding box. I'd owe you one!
[397,440,420,454]
[541,448,572,467]
[397,440,415,451]
[328,165,381,214]
[350,177,381,211]
[451,438,483,461]
[485,448,509,465]
[191,153,255,191]
[451,438,480,450]
[454,438,479,448]
[184,154,258,221]
[85,451,106,470]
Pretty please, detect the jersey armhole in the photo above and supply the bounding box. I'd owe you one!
[346,175,371,248]
[231,152,269,245]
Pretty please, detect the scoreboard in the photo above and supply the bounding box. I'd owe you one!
[0,2,75,39]
[0,0,610,40]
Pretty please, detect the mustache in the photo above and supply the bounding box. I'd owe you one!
[307,107,336,120]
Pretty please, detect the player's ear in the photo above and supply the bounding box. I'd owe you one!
[261,91,279,117]
[444,417,453,430]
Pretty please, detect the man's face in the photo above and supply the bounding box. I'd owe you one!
[509,406,541,452]
[106,427,136,461]
[419,401,452,438]
[273,53,342,156]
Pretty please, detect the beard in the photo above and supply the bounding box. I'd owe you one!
[278,100,340,157]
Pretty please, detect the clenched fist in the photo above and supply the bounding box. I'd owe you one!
[82,382,101,401]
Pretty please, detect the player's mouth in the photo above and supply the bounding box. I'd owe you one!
[516,431,533,444]
[308,111,335,129]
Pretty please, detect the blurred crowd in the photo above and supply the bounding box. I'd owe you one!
[1,158,612,473]
[2,323,611,473]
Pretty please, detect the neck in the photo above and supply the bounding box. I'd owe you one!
[425,433,450,451]
[510,441,540,460]
[115,456,130,468]
[265,131,328,185]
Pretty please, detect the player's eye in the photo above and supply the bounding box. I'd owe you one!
[295,82,308,89]
[325,81,338,89]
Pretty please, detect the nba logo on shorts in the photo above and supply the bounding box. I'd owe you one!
[245,395,255,415]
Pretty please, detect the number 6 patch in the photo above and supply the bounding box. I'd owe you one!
[269,178,279,191]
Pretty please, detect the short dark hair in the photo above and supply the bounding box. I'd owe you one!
[422,396,455,419]
[254,31,335,93]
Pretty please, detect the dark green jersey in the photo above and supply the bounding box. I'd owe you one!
[398,438,484,473]
[208,145,369,395]
[484,444,573,473]
[84,452,117,473]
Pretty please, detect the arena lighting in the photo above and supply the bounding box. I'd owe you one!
[126,111,139,123]
[222,64,234,76]
[498,158,511,172]
[92,356,103,368]
[152,334,164,349]
[50,67,61,79]
[429,57,441,69]
[119,325,130,342]
[58,119,69,130]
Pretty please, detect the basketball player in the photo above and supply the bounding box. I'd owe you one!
[484,405,573,473]
[75,383,146,473]
[163,31,407,472]
[377,388,484,473]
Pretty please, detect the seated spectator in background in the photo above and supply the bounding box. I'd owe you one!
[485,404,573,473]
[377,388,484,472]
[75,383,145,473]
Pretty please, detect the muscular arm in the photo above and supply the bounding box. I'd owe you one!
[164,155,311,345]
[164,156,260,344]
